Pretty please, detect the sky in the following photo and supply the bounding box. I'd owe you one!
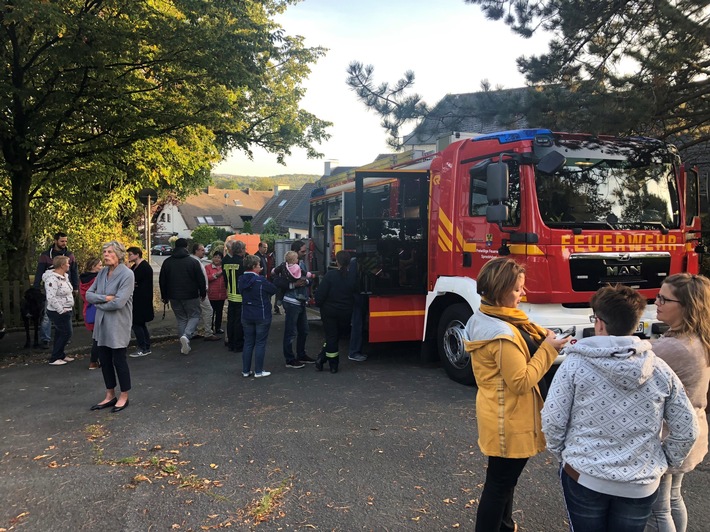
[213,0,552,177]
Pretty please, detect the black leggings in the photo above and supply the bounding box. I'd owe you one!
[475,456,529,532]
[98,346,131,392]
[210,299,225,331]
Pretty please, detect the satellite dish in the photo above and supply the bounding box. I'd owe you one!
[224,193,229,198]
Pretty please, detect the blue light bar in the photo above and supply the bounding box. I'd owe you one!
[471,128,554,144]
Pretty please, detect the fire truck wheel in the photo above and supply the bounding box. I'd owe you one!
[437,303,475,386]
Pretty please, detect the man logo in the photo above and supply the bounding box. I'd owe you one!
[606,265,641,276]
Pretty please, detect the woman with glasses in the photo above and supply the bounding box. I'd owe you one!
[646,273,710,532]
[464,257,569,532]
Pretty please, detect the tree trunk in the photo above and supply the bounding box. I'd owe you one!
[7,167,33,284]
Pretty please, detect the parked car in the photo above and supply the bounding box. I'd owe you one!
[151,244,172,256]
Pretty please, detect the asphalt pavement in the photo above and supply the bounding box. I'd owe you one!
[1,304,709,531]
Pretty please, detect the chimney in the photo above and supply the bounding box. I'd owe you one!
[324,159,339,177]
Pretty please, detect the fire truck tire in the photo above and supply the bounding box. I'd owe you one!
[437,303,475,386]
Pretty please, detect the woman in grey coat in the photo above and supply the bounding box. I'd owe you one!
[86,241,135,413]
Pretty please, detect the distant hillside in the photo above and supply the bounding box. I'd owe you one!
[211,173,320,191]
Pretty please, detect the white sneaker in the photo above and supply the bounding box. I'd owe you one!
[242,371,253,378]
[130,350,150,358]
[180,335,191,355]
[254,371,271,378]
[48,359,67,366]
[63,356,75,362]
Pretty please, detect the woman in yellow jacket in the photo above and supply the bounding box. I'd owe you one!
[464,257,568,532]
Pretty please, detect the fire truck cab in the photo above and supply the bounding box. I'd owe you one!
[310,129,704,385]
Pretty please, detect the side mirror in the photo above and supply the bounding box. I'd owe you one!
[486,161,509,202]
[536,151,566,175]
[486,204,509,225]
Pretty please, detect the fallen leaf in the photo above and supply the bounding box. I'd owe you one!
[33,455,49,460]
[48,461,59,468]
[210,463,218,469]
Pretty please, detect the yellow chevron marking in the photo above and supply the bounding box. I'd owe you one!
[439,209,453,235]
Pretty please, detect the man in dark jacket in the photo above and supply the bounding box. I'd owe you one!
[159,238,206,355]
[33,232,79,347]
[254,242,269,276]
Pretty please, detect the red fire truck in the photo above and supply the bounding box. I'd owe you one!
[309,129,704,384]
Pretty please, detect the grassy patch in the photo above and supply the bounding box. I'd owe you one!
[247,477,293,524]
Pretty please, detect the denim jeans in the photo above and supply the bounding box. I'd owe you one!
[40,310,51,343]
[283,301,308,362]
[475,456,528,532]
[46,310,72,362]
[242,318,271,374]
[132,322,151,351]
[170,298,201,339]
[646,472,687,532]
[560,467,658,532]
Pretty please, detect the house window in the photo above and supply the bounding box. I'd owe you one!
[160,213,166,222]
[278,199,287,207]
[197,216,206,224]
[167,214,171,223]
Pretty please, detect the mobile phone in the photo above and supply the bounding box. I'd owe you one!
[556,326,575,340]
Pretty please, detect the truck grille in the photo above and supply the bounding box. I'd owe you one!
[569,252,671,292]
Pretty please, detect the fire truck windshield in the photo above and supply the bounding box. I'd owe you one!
[534,139,680,230]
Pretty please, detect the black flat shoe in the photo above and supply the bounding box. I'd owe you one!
[111,399,129,413]
[90,397,117,411]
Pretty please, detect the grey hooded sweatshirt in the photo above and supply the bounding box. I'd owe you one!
[542,335,698,498]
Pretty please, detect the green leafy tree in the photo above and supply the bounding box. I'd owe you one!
[348,1,709,152]
[464,0,710,148]
[190,225,218,245]
[262,218,284,236]
[214,227,232,242]
[260,218,287,253]
[242,220,254,234]
[0,0,331,282]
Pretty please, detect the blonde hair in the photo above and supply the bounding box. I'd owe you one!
[476,257,525,306]
[284,250,298,264]
[52,255,69,270]
[661,273,710,365]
